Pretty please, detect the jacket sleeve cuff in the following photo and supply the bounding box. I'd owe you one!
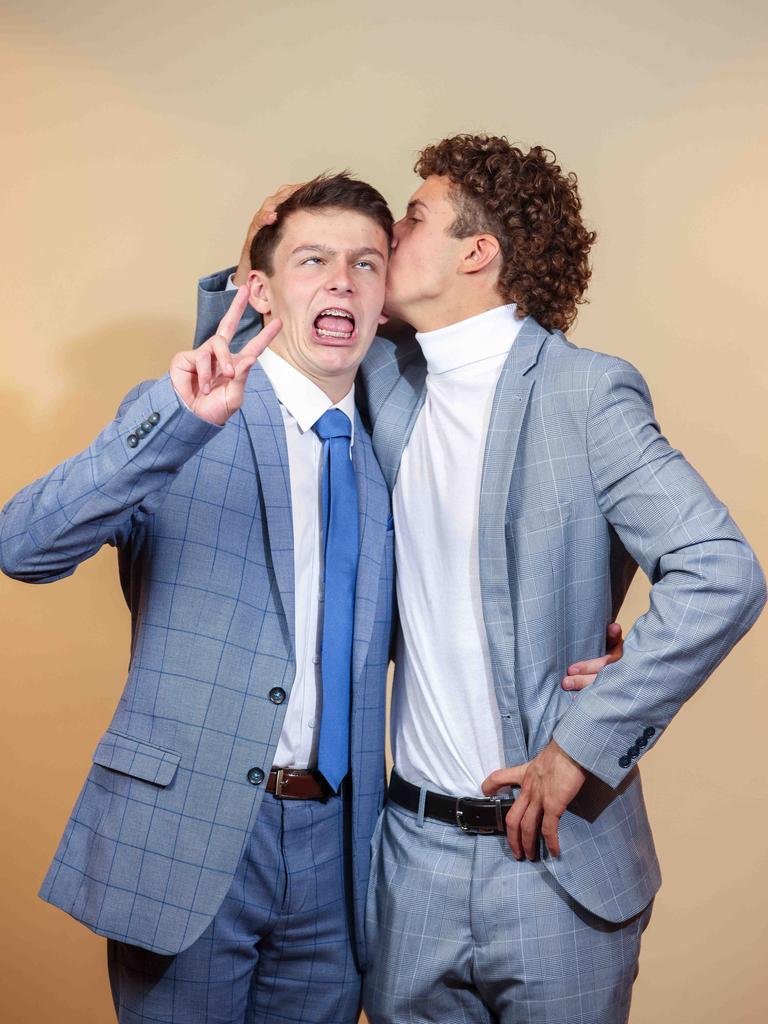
[553,702,661,789]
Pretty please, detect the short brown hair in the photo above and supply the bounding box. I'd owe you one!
[250,172,393,274]
[416,135,596,332]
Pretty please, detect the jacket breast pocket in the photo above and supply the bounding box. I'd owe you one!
[505,501,572,568]
[92,729,181,787]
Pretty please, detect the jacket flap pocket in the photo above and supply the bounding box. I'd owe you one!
[92,730,181,786]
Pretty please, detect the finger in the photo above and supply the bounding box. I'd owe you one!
[607,621,623,642]
[232,354,258,382]
[521,801,544,860]
[238,317,283,362]
[195,348,213,395]
[567,653,611,676]
[562,673,597,691]
[482,765,526,796]
[505,794,529,860]
[210,335,235,378]
[542,809,561,858]
[214,286,251,345]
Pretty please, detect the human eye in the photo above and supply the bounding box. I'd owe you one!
[355,259,375,270]
[300,256,323,265]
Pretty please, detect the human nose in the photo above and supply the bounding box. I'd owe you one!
[326,261,354,293]
[391,219,405,246]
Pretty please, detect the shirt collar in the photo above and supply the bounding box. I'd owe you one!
[415,303,524,376]
[257,347,356,443]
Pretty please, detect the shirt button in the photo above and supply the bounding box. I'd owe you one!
[247,767,265,786]
[313,654,321,665]
[308,719,315,729]
[269,687,286,705]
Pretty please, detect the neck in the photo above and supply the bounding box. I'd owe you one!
[408,290,510,333]
[269,340,354,404]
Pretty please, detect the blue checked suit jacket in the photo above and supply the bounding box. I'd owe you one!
[0,361,393,961]
[195,274,765,924]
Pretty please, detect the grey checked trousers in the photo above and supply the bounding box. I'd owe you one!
[364,800,652,1024]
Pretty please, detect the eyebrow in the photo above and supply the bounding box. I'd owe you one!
[406,199,429,213]
[291,243,387,261]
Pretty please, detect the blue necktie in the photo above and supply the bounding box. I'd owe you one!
[312,409,359,792]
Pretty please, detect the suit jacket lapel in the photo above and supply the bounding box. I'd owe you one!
[371,359,427,492]
[478,318,549,751]
[238,366,296,659]
[351,412,388,684]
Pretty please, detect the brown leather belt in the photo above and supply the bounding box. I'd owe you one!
[388,770,515,834]
[266,767,333,800]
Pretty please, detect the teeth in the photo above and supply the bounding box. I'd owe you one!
[317,328,353,338]
[319,308,354,320]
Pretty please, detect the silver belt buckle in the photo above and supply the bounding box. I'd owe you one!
[455,796,504,835]
[274,768,294,799]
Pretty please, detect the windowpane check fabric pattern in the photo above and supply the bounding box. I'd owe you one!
[109,792,362,1024]
[313,409,359,793]
[1,353,393,964]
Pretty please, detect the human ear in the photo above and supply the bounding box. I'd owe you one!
[462,234,501,275]
[247,270,272,315]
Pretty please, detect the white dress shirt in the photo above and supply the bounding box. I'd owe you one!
[391,304,524,796]
[256,347,356,768]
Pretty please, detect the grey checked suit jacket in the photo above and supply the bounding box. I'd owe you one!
[0,365,394,962]
[196,274,765,924]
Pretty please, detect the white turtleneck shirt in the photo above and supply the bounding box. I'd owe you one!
[391,303,524,797]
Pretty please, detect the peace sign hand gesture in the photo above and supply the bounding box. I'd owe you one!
[170,286,282,426]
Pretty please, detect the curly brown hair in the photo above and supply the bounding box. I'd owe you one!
[415,135,596,332]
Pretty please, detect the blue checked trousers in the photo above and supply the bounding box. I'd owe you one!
[108,792,362,1023]
[364,801,653,1024]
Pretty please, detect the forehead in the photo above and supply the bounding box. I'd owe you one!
[276,207,388,256]
[409,174,455,211]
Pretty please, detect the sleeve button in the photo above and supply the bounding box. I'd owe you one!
[148,412,161,425]
[643,726,656,740]
[618,755,632,769]
[127,434,139,448]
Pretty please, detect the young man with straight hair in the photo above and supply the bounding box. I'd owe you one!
[1,173,397,1023]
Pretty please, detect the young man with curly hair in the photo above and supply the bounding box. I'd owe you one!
[195,136,764,1024]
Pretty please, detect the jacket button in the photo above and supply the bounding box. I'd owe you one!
[127,434,139,448]
[629,743,640,758]
[269,687,286,705]
[141,419,153,433]
[643,726,656,740]
[247,767,265,786]
[136,424,148,437]
[618,755,632,769]
[148,411,161,425]
[637,735,648,748]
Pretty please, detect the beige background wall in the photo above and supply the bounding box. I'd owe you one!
[2,2,766,1021]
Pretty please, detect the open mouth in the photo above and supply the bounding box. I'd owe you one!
[313,307,356,340]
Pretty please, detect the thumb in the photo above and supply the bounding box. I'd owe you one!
[482,764,527,796]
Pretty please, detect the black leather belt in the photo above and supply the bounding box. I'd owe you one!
[266,768,333,800]
[388,770,514,835]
